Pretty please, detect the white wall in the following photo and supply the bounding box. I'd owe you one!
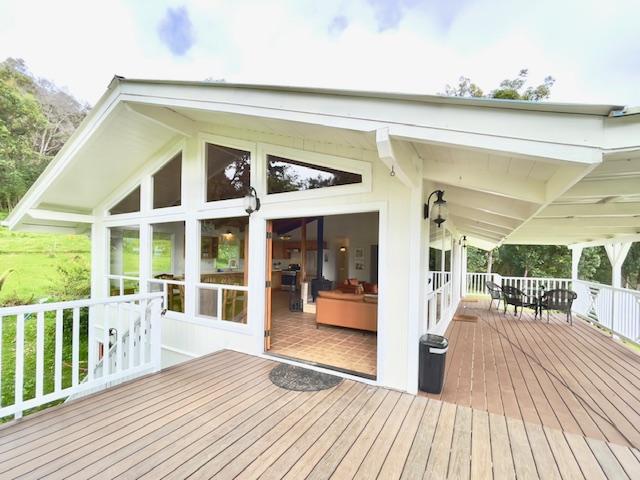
[91,120,419,392]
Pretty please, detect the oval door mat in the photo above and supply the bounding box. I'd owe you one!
[269,364,342,391]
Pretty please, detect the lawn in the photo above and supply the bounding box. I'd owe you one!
[1,211,91,419]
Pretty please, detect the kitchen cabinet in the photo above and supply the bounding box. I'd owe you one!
[271,271,282,289]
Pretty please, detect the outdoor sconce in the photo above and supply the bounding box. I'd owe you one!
[461,235,467,248]
[243,186,261,215]
[424,190,448,228]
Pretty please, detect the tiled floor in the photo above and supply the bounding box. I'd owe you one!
[268,290,377,378]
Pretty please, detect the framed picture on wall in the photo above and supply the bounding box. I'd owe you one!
[355,262,365,271]
[354,247,364,260]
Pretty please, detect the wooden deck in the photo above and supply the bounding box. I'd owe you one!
[0,350,638,479]
[423,298,640,451]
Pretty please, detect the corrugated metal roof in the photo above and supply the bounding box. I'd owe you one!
[117,77,626,117]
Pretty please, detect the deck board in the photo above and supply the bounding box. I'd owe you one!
[423,299,640,450]
[0,349,637,479]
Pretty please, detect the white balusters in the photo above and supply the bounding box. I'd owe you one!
[14,313,24,419]
[54,309,63,392]
[35,311,44,399]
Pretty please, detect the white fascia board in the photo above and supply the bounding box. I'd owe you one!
[390,125,603,166]
[118,83,606,166]
[5,84,123,230]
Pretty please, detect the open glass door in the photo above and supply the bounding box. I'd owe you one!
[265,220,273,350]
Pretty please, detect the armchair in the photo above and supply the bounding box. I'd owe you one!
[540,289,577,324]
[501,285,538,318]
[486,281,502,311]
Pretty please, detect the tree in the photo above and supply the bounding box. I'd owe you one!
[444,68,555,101]
[0,58,88,211]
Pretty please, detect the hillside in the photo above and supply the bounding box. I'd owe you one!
[0,212,90,305]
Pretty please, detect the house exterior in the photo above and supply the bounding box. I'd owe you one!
[4,77,640,398]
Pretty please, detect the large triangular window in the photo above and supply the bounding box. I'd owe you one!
[267,155,362,194]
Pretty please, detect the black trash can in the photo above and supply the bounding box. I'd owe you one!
[418,334,448,394]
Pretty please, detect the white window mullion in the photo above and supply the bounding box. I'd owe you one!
[139,222,151,295]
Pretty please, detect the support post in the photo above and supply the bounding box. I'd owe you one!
[604,241,632,336]
[604,242,632,289]
[570,246,583,287]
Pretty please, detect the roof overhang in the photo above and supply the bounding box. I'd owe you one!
[5,77,639,248]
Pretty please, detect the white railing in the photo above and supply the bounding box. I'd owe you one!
[107,274,140,296]
[465,273,571,296]
[0,292,163,420]
[465,272,640,343]
[465,272,496,295]
[500,275,572,294]
[196,283,249,323]
[429,271,451,292]
[573,280,640,343]
[423,273,454,335]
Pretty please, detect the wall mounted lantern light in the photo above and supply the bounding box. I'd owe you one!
[461,235,467,248]
[243,186,261,215]
[424,190,448,228]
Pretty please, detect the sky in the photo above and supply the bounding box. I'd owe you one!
[1,0,639,106]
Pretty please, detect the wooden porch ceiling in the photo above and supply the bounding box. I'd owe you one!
[0,349,638,479]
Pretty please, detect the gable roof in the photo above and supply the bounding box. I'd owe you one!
[5,77,639,248]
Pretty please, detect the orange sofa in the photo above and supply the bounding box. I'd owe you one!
[316,290,378,332]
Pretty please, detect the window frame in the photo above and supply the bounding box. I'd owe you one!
[260,144,372,204]
[199,133,257,210]
[194,210,251,330]
[106,185,142,217]
[151,151,183,211]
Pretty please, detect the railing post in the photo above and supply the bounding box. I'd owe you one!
[150,298,163,372]
[14,313,24,419]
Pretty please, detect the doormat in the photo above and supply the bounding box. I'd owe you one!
[462,298,479,302]
[454,314,479,323]
[269,364,342,391]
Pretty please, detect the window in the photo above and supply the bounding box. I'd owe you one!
[267,155,362,194]
[205,143,251,203]
[198,216,249,323]
[109,186,140,215]
[149,221,185,313]
[108,225,140,295]
[153,153,182,209]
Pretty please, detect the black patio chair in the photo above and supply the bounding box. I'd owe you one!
[539,289,577,325]
[501,285,538,318]
[486,281,502,311]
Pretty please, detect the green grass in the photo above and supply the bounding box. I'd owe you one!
[0,221,90,304]
[1,212,91,419]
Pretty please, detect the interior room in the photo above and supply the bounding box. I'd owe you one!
[266,211,379,378]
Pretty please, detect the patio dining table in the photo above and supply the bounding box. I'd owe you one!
[524,286,548,319]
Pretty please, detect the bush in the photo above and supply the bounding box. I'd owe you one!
[51,255,90,301]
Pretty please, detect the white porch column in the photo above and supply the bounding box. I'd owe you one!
[570,246,583,286]
[604,242,632,288]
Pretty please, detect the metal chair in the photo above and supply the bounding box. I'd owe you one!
[539,289,577,324]
[486,281,502,311]
[501,285,538,318]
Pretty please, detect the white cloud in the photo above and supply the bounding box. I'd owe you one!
[0,0,638,106]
